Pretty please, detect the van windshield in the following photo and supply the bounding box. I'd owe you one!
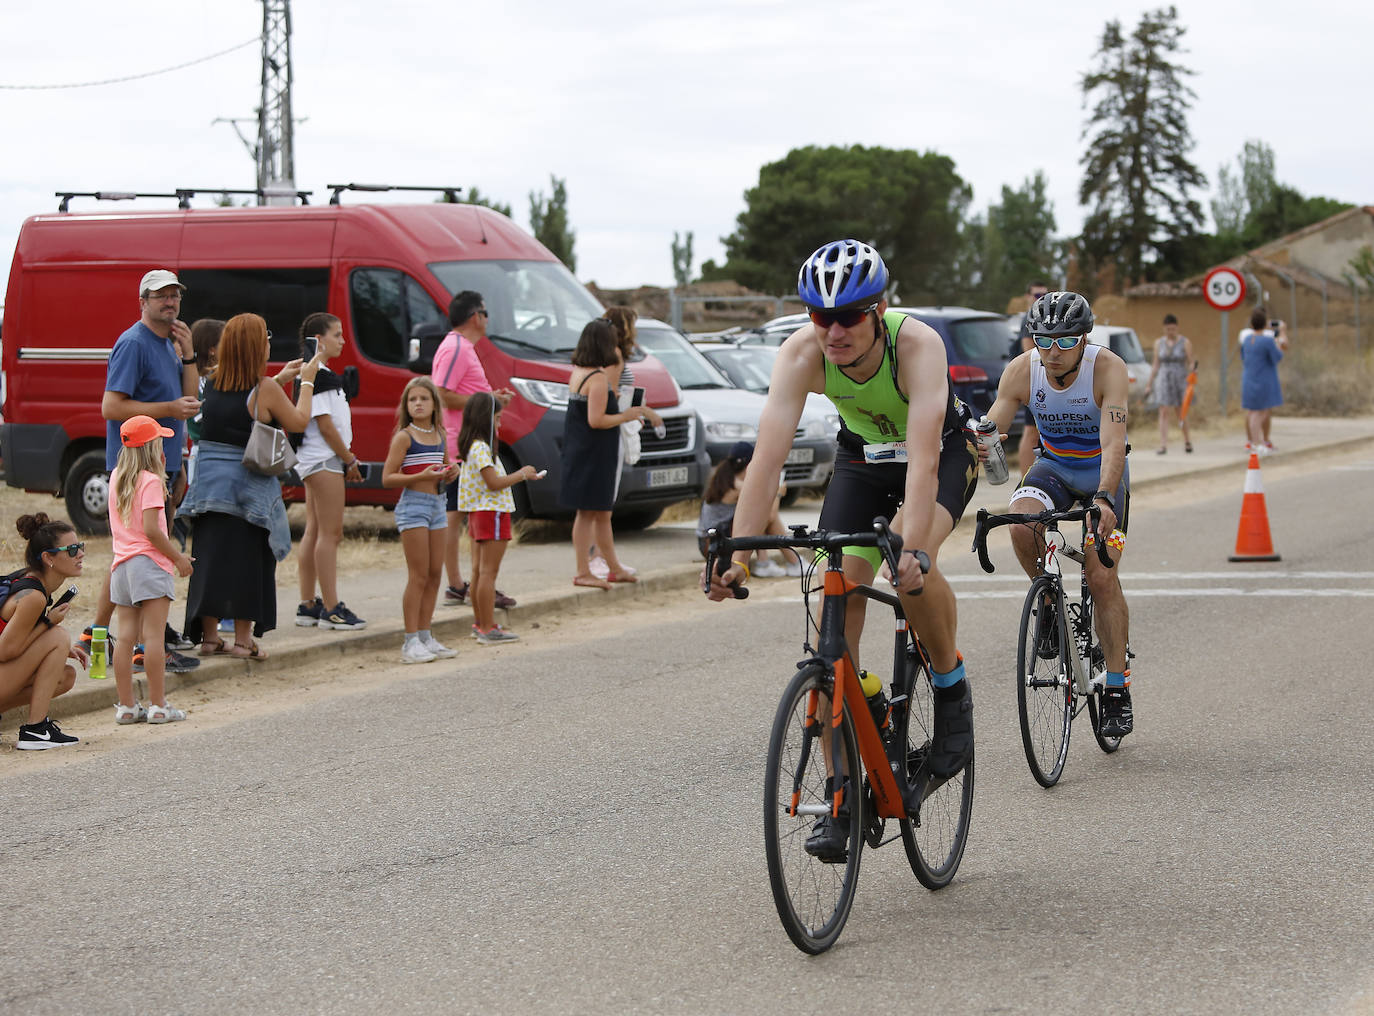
[429,259,603,354]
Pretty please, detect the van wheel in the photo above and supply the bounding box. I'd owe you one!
[779,486,801,508]
[65,450,112,536]
[612,507,662,531]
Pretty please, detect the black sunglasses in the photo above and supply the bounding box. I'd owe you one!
[808,304,877,329]
[47,542,86,558]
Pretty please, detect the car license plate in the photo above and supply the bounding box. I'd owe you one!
[647,466,689,488]
[785,447,814,465]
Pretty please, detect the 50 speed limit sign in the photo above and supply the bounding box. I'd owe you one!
[1203,266,1246,311]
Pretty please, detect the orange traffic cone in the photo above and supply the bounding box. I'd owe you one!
[1229,453,1281,562]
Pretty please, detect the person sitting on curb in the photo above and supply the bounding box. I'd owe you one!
[0,513,89,749]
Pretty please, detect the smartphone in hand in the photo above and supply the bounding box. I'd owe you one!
[304,337,319,360]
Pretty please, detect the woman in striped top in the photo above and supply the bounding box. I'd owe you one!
[382,377,461,664]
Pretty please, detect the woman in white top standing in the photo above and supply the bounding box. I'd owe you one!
[294,312,366,632]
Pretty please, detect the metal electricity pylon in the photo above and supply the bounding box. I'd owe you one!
[213,0,298,205]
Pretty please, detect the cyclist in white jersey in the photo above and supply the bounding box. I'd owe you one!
[982,291,1135,737]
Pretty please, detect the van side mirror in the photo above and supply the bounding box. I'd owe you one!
[408,321,448,374]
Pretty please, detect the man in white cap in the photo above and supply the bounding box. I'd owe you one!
[84,269,203,673]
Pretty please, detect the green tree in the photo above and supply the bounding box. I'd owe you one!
[464,186,513,218]
[671,231,694,288]
[716,144,972,301]
[529,175,576,272]
[1349,246,1374,289]
[1079,5,1207,287]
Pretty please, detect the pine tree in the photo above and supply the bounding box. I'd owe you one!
[529,176,576,272]
[1079,6,1206,288]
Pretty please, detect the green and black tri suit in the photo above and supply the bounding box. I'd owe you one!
[816,311,979,559]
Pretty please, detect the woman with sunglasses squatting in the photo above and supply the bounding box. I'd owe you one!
[0,514,90,749]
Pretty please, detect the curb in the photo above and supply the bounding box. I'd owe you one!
[10,431,1365,728]
[8,562,707,726]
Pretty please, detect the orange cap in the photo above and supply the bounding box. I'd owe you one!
[120,415,174,448]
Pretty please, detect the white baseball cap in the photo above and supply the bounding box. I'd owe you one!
[138,269,187,298]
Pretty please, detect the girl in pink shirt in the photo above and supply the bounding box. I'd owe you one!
[108,416,195,725]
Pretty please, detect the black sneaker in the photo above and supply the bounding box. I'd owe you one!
[165,624,194,651]
[16,717,79,750]
[494,589,517,609]
[443,583,469,606]
[164,649,201,674]
[1035,600,1060,660]
[804,813,850,861]
[319,601,367,631]
[1100,686,1134,737]
[295,598,325,627]
[927,679,974,778]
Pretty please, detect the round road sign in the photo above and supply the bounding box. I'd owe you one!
[1203,266,1246,311]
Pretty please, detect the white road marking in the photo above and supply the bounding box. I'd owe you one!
[952,587,1374,599]
[949,571,1374,582]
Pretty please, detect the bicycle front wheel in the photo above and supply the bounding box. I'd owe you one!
[1016,576,1073,787]
[900,650,975,889]
[764,662,864,954]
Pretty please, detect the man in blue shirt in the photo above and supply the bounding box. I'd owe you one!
[84,269,204,676]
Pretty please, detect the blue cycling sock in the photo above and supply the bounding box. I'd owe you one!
[1106,670,1127,688]
[930,658,965,690]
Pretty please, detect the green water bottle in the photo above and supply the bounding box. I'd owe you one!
[88,626,108,680]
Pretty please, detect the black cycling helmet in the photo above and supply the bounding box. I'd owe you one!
[1026,291,1094,337]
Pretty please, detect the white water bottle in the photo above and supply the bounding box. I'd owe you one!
[975,416,1009,485]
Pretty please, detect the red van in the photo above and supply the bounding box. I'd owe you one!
[1,191,707,533]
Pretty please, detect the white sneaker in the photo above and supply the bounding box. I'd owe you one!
[784,559,804,577]
[401,639,437,665]
[114,701,147,725]
[147,702,186,724]
[422,634,457,659]
[753,558,786,578]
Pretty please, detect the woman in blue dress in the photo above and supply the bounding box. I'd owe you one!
[1238,307,1288,455]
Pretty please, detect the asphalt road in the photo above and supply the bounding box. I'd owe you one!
[3,453,1373,1015]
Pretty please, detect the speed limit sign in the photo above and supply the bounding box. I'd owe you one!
[1203,266,1246,311]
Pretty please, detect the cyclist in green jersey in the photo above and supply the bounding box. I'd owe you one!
[707,240,979,835]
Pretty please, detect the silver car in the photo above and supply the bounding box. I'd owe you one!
[634,320,835,495]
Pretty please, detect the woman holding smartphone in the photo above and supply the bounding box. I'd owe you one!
[293,313,367,632]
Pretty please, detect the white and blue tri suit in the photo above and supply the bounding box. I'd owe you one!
[1012,343,1129,530]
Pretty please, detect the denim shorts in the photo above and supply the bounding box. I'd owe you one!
[395,488,448,532]
[110,554,176,606]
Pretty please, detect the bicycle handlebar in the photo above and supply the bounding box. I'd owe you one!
[971,505,1115,573]
[704,517,930,600]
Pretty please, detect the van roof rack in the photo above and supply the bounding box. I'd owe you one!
[55,188,313,213]
[325,183,462,206]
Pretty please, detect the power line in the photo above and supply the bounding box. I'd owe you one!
[0,37,258,90]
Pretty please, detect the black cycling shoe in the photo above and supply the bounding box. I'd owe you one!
[804,813,850,862]
[927,679,974,778]
[1035,600,1060,660]
[1099,685,1134,737]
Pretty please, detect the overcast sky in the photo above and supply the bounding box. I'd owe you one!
[2,1,1369,295]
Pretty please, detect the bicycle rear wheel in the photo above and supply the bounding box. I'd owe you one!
[899,649,974,889]
[1016,577,1073,787]
[764,662,864,954]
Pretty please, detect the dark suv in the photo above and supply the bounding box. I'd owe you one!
[740,307,1020,436]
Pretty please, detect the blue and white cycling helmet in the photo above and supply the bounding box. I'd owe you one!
[797,239,889,310]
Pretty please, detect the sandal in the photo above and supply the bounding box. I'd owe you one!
[606,571,639,584]
[231,640,268,661]
[199,639,232,657]
[573,574,611,590]
[1185,442,1194,453]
